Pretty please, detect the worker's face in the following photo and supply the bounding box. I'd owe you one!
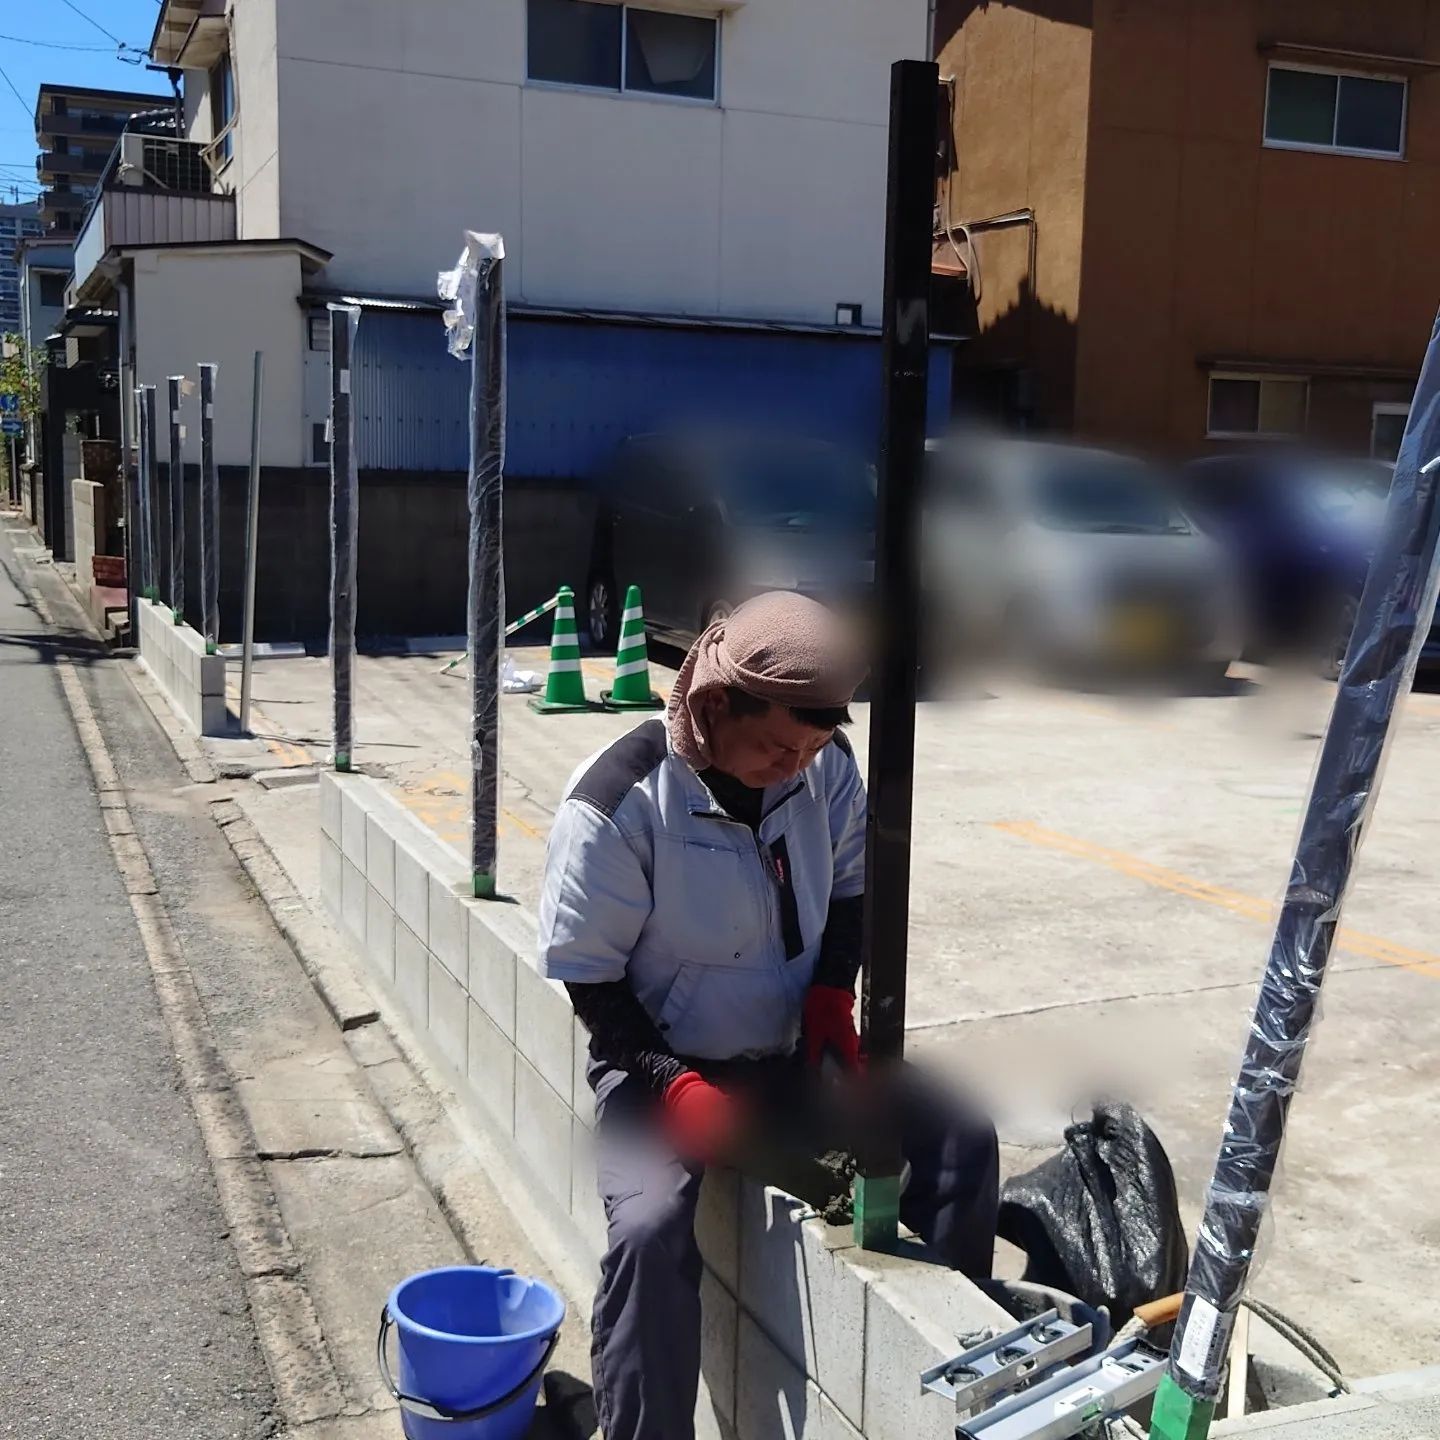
[703,698,836,788]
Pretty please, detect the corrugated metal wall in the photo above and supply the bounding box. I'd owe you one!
[351,308,954,475]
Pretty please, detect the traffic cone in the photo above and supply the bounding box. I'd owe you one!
[529,585,591,714]
[602,585,665,711]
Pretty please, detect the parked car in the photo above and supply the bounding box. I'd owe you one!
[923,437,1243,682]
[584,433,875,651]
[1176,453,1391,677]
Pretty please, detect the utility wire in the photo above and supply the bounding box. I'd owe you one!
[55,0,123,46]
[0,57,34,126]
[0,31,111,51]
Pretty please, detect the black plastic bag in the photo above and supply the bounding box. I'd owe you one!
[996,1101,1188,1326]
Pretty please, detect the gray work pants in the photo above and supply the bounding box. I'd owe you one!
[588,1057,999,1440]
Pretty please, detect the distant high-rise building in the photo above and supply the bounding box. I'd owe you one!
[0,201,44,333]
[33,83,175,237]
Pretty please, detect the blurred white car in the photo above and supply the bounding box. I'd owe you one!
[924,437,1243,683]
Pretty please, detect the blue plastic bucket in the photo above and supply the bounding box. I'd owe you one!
[376,1266,565,1440]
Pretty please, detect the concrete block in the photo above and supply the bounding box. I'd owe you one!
[428,957,469,1078]
[862,1252,1013,1440]
[365,887,395,981]
[739,1186,867,1430]
[320,835,343,919]
[513,1057,572,1211]
[572,1016,592,1128]
[569,1116,609,1260]
[341,857,367,949]
[468,905,517,1040]
[319,777,341,840]
[199,651,225,697]
[428,875,467,982]
[736,1313,859,1440]
[514,958,575,1109]
[466,1000,516,1137]
[366,814,395,906]
[697,1168,741,1297]
[200,692,226,736]
[394,923,429,1027]
[394,840,429,942]
[341,786,369,868]
[701,1267,739,1427]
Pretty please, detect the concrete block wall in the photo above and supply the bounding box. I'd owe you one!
[136,597,227,735]
[318,770,1013,1440]
[71,480,105,588]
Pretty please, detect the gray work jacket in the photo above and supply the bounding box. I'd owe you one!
[538,719,867,1061]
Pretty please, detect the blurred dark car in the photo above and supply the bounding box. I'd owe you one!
[584,433,875,651]
[1176,453,1391,676]
[924,437,1242,682]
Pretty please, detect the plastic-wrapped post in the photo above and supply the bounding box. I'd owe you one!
[438,232,506,899]
[142,386,160,604]
[1150,310,1440,1440]
[167,376,184,624]
[328,305,361,772]
[134,386,153,600]
[854,60,937,1253]
[199,363,220,653]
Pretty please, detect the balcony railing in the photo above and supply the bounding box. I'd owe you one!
[73,134,234,296]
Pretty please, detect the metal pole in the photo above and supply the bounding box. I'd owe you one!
[141,385,159,606]
[465,242,506,899]
[8,436,16,507]
[328,306,360,771]
[853,58,938,1253]
[239,351,265,733]
[1150,312,1440,1440]
[199,363,220,653]
[134,385,151,600]
[167,376,184,624]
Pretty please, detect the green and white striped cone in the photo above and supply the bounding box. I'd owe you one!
[602,585,665,711]
[529,585,591,714]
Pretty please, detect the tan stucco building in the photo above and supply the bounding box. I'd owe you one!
[935,0,1440,459]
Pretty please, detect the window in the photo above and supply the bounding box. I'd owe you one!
[527,0,718,103]
[1264,64,1406,158]
[1372,403,1410,460]
[39,274,67,306]
[1207,373,1309,439]
[308,313,331,352]
[210,56,236,163]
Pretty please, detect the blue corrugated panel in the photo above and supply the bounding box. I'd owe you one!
[352,308,953,475]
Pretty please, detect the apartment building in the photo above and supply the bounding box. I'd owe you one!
[34,84,176,236]
[936,0,1440,458]
[0,202,44,333]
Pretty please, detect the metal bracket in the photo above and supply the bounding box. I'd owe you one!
[922,1311,1166,1440]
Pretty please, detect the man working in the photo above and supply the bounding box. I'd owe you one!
[539,591,998,1440]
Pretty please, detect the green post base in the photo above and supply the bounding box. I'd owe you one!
[853,1173,902,1251]
[600,690,665,712]
[142,586,159,601]
[205,641,217,655]
[172,609,183,625]
[528,698,592,715]
[1149,1374,1217,1440]
[334,754,352,772]
[473,871,496,899]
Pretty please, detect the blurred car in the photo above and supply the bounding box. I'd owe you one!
[1176,453,1391,677]
[924,437,1243,682]
[584,432,874,651]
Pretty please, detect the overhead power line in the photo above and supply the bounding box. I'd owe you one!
[55,0,123,46]
[0,57,34,126]
[0,31,111,51]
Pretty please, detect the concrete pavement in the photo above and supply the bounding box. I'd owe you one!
[0,522,590,1439]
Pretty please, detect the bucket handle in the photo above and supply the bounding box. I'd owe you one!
[376,1305,561,1425]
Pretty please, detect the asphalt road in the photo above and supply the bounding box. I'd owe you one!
[0,545,276,1439]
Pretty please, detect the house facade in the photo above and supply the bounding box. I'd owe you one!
[935,0,1440,458]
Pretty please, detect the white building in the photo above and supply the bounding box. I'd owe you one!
[156,0,928,323]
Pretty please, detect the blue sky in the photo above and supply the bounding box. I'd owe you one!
[0,1,170,204]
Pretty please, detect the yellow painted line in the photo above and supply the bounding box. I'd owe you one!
[224,683,312,767]
[993,819,1440,980]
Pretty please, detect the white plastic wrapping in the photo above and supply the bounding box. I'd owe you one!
[328,305,361,770]
[1168,310,1440,1402]
[439,233,506,895]
[167,376,184,621]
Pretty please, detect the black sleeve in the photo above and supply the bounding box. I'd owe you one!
[812,894,864,993]
[565,980,688,1096]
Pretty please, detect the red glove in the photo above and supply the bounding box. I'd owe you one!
[803,985,862,1071]
[662,1071,741,1163]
